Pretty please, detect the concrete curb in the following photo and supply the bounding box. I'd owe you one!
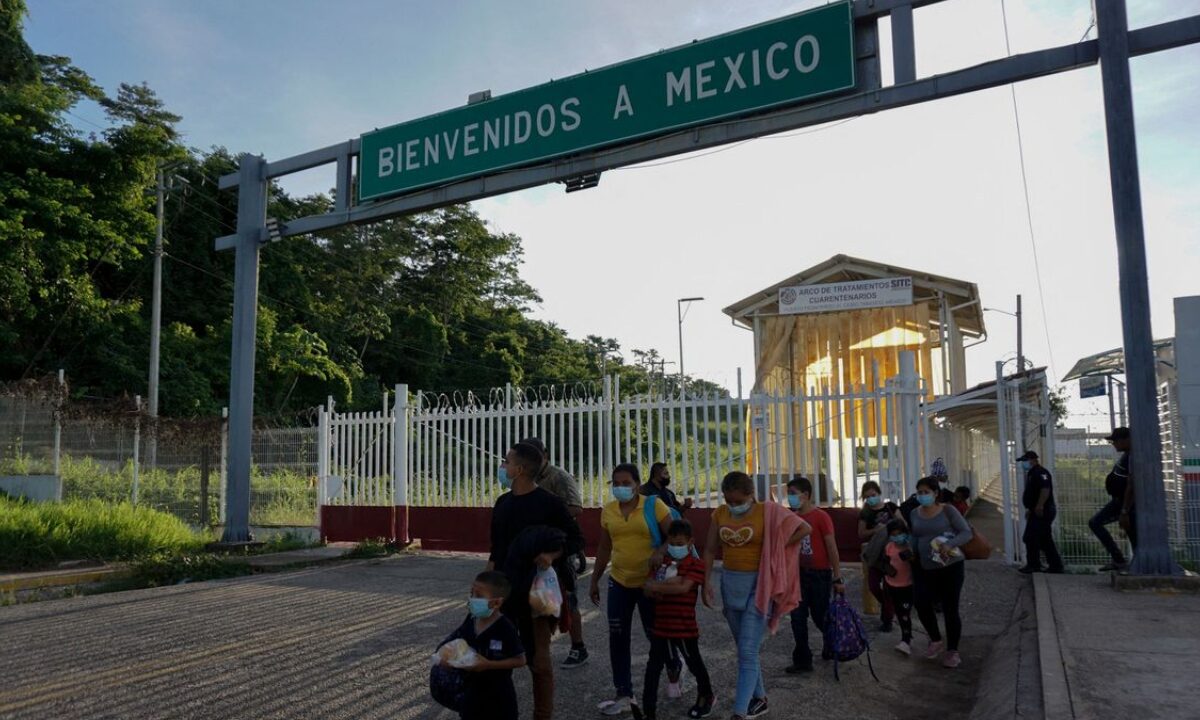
[0,565,131,593]
[1111,572,1200,592]
[1032,573,1074,719]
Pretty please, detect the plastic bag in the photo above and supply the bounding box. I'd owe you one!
[930,533,964,566]
[432,638,479,669]
[529,566,563,618]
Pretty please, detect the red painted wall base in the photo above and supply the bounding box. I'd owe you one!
[321,505,865,561]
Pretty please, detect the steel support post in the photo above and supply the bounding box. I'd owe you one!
[221,155,267,543]
[1096,0,1177,574]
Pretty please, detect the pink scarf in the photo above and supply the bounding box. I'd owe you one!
[754,501,806,634]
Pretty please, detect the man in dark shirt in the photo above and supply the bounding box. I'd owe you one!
[1089,427,1135,571]
[519,436,590,669]
[487,441,583,720]
[1017,450,1063,574]
[639,462,693,514]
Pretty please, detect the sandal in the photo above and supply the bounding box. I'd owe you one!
[688,694,716,718]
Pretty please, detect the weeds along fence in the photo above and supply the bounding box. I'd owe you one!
[0,378,318,528]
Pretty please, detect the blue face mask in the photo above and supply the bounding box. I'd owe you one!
[786,494,802,510]
[917,493,936,507]
[891,533,910,545]
[667,544,690,560]
[1017,460,1032,472]
[865,495,883,507]
[498,467,512,489]
[728,500,753,516]
[468,597,494,619]
[612,485,636,502]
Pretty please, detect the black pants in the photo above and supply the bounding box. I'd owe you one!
[914,561,965,651]
[1023,510,1064,571]
[788,568,832,667]
[884,583,914,643]
[643,636,713,716]
[1089,496,1137,562]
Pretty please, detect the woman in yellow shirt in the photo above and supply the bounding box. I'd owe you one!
[703,472,810,720]
[590,463,674,716]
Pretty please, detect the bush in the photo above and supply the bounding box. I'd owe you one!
[0,497,205,571]
[131,553,252,587]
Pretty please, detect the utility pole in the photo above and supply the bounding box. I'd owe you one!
[1096,0,1176,575]
[677,297,704,399]
[147,163,184,469]
[1016,294,1024,375]
[147,168,164,469]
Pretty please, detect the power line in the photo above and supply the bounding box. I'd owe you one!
[1000,0,1059,383]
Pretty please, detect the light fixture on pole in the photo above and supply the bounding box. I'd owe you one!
[677,297,704,398]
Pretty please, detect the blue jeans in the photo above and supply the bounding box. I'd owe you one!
[606,577,659,698]
[721,570,769,714]
[788,568,832,667]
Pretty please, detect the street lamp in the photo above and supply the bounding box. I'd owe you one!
[677,297,704,398]
[983,294,1024,374]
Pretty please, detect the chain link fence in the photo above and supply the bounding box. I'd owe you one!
[1053,428,1199,569]
[1,380,318,528]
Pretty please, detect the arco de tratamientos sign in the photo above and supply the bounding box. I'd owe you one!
[359,2,854,202]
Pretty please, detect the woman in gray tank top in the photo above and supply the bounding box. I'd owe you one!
[908,476,972,669]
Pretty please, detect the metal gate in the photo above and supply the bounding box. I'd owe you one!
[317,360,926,513]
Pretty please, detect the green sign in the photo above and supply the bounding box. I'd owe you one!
[359,2,855,202]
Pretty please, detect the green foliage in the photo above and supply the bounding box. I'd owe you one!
[0,496,204,570]
[345,538,391,559]
[0,8,726,417]
[129,552,251,587]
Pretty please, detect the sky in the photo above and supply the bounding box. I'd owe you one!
[25,0,1200,426]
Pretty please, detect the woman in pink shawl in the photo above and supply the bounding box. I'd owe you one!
[702,472,809,720]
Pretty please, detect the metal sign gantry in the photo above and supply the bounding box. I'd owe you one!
[215,0,1199,575]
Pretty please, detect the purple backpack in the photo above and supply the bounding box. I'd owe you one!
[823,595,879,682]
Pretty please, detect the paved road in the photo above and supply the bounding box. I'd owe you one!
[1047,573,1200,720]
[1,546,1021,720]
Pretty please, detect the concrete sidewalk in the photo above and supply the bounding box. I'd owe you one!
[1036,572,1200,720]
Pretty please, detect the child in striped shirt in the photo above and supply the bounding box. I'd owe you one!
[640,520,715,719]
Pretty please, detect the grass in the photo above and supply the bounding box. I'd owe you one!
[1,452,318,527]
[0,496,206,571]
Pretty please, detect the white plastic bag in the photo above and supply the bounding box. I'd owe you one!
[528,566,563,618]
[432,638,479,669]
[930,533,964,566]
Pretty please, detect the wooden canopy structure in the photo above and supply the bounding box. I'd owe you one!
[724,255,985,400]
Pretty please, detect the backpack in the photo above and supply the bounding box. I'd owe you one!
[429,663,466,711]
[643,495,698,558]
[824,595,879,682]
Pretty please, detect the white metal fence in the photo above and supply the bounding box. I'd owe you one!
[318,365,929,511]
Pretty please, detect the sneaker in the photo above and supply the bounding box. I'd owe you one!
[784,662,814,674]
[942,650,962,669]
[1018,565,1041,574]
[879,620,894,633]
[895,640,912,656]
[1099,560,1128,572]
[687,694,715,718]
[599,697,633,716]
[562,646,590,668]
[746,697,769,718]
[924,640,944,660]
